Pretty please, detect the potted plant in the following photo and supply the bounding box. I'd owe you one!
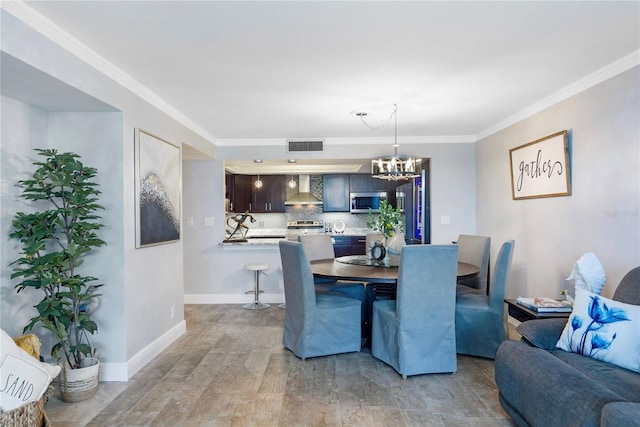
[366,200,405,265]
[9,148,106,402]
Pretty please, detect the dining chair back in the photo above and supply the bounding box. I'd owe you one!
[298,234,335,261]
[279,241,362,360]
[371,244,459,378]
[455,239,515,359]
[297,234,366,305]
[456,234,491,295]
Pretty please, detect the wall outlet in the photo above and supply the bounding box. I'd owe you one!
[170,305,175,320]
[259,220,265,227]
[440,215,450,225]
[204,217,214,226]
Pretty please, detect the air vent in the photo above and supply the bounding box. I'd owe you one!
[287,139,324,152]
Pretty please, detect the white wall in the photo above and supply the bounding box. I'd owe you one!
[476,66,640,299]
[1,10,215,379]
[1,98,51,338]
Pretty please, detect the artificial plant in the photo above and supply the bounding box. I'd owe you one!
[9,148,106,369]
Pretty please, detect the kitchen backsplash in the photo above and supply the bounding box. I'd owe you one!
[243,207,371,231]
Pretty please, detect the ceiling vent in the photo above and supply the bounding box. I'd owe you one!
[287,139,324,153]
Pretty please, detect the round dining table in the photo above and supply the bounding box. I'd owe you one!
[310,255,480,285]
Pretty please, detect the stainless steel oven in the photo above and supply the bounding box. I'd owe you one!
[350,192,387,213]
[286,220,324,240]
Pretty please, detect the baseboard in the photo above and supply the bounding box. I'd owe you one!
[184,293,285,304]
[98,320,187,381]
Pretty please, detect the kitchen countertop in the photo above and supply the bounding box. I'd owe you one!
[220,228,371,246]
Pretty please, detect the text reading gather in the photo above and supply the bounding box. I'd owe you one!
[516,149,564,192]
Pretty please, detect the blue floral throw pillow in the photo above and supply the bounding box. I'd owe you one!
[556,288,640,373]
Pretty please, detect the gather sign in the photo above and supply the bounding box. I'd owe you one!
[509,130,571,200]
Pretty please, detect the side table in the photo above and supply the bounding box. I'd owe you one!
[504,299,571,339]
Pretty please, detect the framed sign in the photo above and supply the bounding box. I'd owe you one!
[135,129,181,248]
[509,130,570,200]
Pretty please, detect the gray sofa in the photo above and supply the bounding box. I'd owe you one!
[495,266,640,427]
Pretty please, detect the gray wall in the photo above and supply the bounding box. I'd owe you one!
[476,66,640,299]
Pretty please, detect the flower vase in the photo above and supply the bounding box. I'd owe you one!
[385,226,405,267]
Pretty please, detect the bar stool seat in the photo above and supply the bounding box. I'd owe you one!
[244,263,270,310]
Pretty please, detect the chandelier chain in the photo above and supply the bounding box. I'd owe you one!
[358,104,397,131]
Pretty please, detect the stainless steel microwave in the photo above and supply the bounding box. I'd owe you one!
[350,192,387,213]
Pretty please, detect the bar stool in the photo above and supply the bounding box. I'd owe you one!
[244,263,270,310]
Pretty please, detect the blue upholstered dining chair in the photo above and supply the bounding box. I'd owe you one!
[456,234,491,296]
[297,234,366,305]
[371,244,459,378]
[279,240,362,360]
[455,239,515,359]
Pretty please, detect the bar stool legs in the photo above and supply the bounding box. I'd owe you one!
[244,263,270,310]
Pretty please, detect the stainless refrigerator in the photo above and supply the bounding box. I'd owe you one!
[397,162,430,245]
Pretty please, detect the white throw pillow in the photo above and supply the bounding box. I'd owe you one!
[556,288,640,373]
[0,329,61,412]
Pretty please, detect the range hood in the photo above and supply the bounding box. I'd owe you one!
[285,175,323,205]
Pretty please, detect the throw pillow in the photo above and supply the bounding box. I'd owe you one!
[556,288,640,373]
[0,329,61,411]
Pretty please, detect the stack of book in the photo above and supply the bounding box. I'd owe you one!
[516,297,573,312]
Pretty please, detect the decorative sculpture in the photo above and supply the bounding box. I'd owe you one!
[224,211,256,242]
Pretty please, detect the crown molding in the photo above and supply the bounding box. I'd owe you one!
[477,50,640,141]
[4,1,636,147]
[216,135,476,147]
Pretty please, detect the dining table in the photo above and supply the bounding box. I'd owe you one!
[311,255,480,346]
[310,255,480,285]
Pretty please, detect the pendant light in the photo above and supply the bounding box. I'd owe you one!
[366,104,421,181]
[253,159,264,188]
[288,175,297,188]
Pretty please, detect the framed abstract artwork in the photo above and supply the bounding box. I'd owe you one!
[509,130,571,200]
[135,129,181,248]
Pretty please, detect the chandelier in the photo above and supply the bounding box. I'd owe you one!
[362,104,421,181]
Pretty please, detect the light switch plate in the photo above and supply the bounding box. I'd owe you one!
[204,217,214,226]
[440,215,450,225]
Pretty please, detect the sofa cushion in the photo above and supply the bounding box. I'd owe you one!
[495,340,629,427]
[601,402,640,427]
[556,288,640,373]
[517,318,567,350]
[549,349,640,402]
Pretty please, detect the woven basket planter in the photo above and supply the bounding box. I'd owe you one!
[58,358,100,403]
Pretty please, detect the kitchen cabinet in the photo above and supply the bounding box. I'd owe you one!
[350,174,398,193]
[252,175,286,212]
[332,235,366,257]
[350,174,402,209]
[350,174,374,192]
[228,174,285,213]
[323,174,350,212]
[230,174,252,213]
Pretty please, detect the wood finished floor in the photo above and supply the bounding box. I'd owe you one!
[46,305,516,426]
